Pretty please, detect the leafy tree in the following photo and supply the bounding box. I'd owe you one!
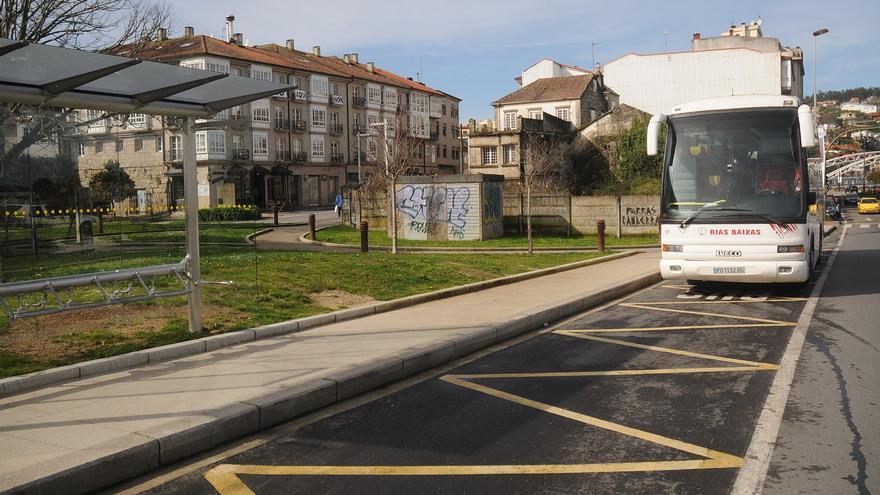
[616,116,663,183]
[88,161,135,204]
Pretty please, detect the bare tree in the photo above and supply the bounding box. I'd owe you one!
[0,0,173,170]
[518,131,571,254]
[355,114,421,254]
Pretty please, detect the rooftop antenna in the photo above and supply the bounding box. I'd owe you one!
[419,56,423,83]
[591,42,601,67]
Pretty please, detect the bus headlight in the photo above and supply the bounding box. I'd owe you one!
[777,245,805,253]
[662,244,683,252]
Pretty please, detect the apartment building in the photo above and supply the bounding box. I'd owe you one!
[76,19,461,209]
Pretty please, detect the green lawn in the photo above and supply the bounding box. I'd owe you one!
[314,225,658,248]
[0,248,606,377]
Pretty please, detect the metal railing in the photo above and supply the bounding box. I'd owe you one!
[352,97,366,108]
[330,153,345,164]
[292,151,308,162]
[291,120,307,132]
[330,95,344,106]
[0,256,192,319]
[232,148,250,160]
[329,123,344,136]
[276,149,291,161]
[274,118,290,130]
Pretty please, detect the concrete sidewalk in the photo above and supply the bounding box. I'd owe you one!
[0,251,660,494]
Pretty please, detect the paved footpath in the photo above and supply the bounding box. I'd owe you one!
[0,251,660,494]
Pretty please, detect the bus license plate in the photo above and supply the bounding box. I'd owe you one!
[713,267,745,274]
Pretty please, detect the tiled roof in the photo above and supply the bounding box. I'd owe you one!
[494,74,594,105]
[120,35,452,97]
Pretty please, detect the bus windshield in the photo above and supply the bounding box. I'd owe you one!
[662,109,805,223]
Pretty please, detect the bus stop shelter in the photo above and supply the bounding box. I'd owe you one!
[0,37,294,331]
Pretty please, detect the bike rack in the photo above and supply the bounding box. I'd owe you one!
[0,255,191,319]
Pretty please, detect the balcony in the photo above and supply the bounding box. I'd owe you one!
[232,148,250,160]
[275,149,291,161]
[330,153,345,164]
[273,91,289,99]
[330,95,344,106]
[430,130,440,141]
[229,114,248,129]
[292,151,307,163]
[329,123,344,136]
[163,116,184,129]
[274,118,290,130]
[352,97,366,108]
[291,120,307,133]
[352,124,367,135]
[293,89,308,101]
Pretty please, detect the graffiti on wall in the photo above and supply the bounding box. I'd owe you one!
[481,182,502,224]
[622,206,658,226]
[396,184,475,239]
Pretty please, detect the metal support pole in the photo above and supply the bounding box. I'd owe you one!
[597,219,606,252]
[182,116,202,333]
[309,213,316,241]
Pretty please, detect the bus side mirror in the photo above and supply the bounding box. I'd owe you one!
[647,114,667,156]
[798,104,816,148]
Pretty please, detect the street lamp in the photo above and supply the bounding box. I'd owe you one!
[812,28,829,112]
[369,121,390,176]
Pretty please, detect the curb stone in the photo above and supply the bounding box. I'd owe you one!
[0,251,638,396]
[8,270,661,494]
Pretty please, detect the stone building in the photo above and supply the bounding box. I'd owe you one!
[76,17,461,209]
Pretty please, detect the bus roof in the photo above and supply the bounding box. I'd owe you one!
[669,95,802,116]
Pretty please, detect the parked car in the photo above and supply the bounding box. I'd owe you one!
[857,197,880,214]
[845,193,861,206]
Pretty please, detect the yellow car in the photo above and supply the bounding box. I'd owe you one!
[857,197,880,214]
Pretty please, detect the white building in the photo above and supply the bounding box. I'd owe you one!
[840,102,878,114]
[603,20,804,116]
[516,59,592,87]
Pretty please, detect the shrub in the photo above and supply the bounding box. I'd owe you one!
[197,205,262,222]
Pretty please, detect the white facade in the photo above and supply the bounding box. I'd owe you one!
[604,48,783,116]
[496,99,580,128]
[520,59,590,87]
[840,102,878,114]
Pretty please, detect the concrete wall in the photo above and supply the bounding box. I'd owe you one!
[504,194,660,235]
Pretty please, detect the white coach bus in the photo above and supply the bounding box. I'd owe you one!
[647,95,823,284]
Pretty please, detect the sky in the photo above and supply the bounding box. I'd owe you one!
[173,0,880,121]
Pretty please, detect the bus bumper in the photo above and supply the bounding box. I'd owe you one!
[660,259,810,283]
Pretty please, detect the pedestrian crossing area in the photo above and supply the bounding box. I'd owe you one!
[844,223,879,229]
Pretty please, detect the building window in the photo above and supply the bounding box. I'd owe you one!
[311,136,325,158]
[169,135,181,161]
[367,86,381,105]
[116,140,123,152]
[442,123,447,136]
[441,103,447,115]
[253,133,268,157]
[78,143,85,156]
[503,144,516,164]
[251,66,271,81]
[155,137,163,152]
[556,108,569,121]
[128,113,147,128]
[312,107,326,127]
[330,141,339,157]
[311,77,329,98]
[291,76,300,89]
[95,141,103,153]
[134,138,143,151]
[482,146,497,165]
[330,82,339,96]
[442,145,447,159]
[351,85,360,99]
[252,105,269,123]
[196,130,226,154]
[528,109,542,119]
[504,111,517,130]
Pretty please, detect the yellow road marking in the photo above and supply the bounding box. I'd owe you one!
[555,332,778,370]
[203,290,799,493]
[558,323,791,333]
[445,366,769,380]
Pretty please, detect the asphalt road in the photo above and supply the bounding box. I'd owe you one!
[763,208,880,495]
[110,217,878,495]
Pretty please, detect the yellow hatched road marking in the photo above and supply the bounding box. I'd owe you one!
[203,291,802,493]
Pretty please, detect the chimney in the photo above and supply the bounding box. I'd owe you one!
[351,53,358,64]
[225,15,235,43]
[312,45,321,56]
[343,54,350,63]
[233,33,243,46]
[366,62,374,73]
[156,27,167,41]
[407,77,413,81]
[692,32,701,40]
[285,39,294,51]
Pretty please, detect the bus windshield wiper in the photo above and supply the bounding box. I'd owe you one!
[679,200,726,228]
[680,205,785,228]
[723,209,785,225]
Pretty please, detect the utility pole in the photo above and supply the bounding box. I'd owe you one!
[812,28,829,113]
